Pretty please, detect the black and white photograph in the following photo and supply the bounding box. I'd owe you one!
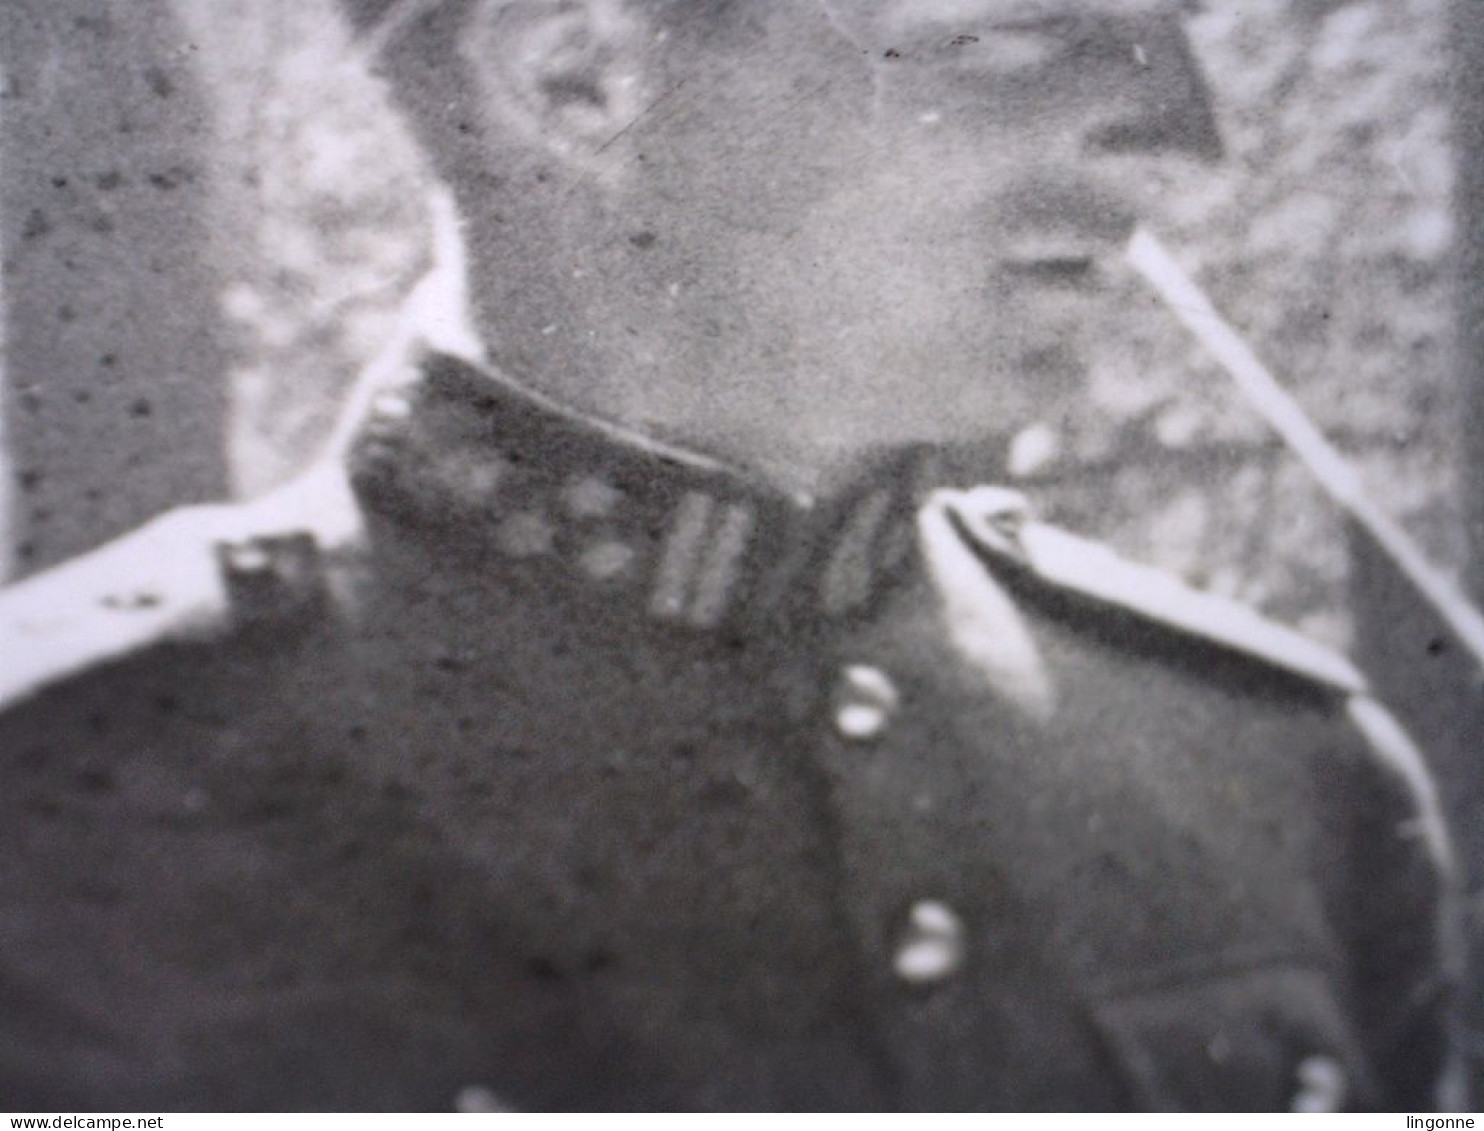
[0,0,1480,1112]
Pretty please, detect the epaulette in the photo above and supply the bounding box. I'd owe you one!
[0,463,362,712]
[940,486,1368,697]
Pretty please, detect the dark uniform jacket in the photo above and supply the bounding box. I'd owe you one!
[0,350,1459,1111]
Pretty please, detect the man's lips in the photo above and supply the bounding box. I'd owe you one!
[994,169,1139,248]
[1000,253,1101,288]
[991,170,1136,288]
[999,231,1109,289]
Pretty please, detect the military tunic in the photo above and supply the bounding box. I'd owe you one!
[0,351,1458,1110]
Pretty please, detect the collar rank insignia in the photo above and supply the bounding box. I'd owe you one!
[347,351,932,638]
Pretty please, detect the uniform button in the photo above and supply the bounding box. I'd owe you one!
[893,899,966,985]
[1007,422,1061,479]
[369,390,413,422]
[363,387,417,440]
[833,664,899,740]
[955,485,1034,553]
[1290,1055,1347,1113]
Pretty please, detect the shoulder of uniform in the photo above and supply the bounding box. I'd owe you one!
[0,463,361,712]
[931,485,1368,697]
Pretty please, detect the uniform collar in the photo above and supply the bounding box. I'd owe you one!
[348,351,936,637]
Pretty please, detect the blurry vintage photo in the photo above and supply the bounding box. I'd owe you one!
[0,0,1479,1112]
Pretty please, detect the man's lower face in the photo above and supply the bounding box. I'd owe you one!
[735,251,1094,454]
[458,47,1192,476]
[550,138,1127,459]
[439,0,1225,471]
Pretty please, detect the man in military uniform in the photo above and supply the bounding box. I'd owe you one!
[0,0,1463,1111]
